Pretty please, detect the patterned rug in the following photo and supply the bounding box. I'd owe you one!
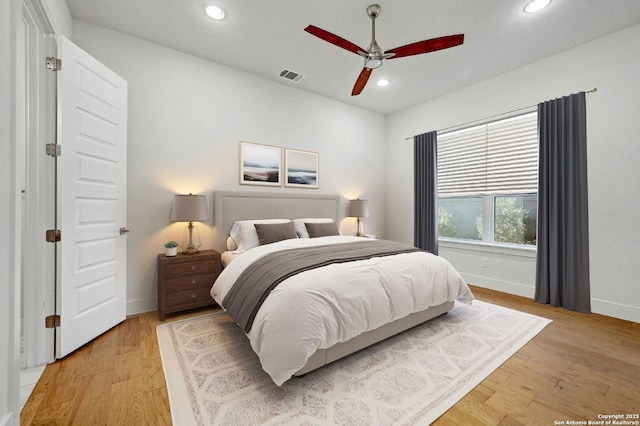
[157,300,551,425]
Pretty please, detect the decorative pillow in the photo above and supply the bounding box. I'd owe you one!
[305,221,340,238]
[293,218,335,238]
[229,219,290,253]
[254,222,298,245]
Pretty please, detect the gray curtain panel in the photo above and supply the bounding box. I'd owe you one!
[535,92,591,313]
[414,131,438,254]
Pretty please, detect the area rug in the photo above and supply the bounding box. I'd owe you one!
[157,300,551,425]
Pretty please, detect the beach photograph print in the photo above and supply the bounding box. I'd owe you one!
[285,148,319,188]
[240,141,282,186]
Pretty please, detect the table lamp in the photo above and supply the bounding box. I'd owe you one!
[170,193,209,254]
[347,199,369,237]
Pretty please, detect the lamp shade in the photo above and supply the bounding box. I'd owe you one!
[347,199,369,218]
[170,194,209,222]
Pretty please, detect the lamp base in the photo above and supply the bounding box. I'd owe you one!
[355,218,365,237]
[180,222,201,255]
[182,246,199,255]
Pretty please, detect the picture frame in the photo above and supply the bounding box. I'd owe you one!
[284,148,319,189]
[239,141,282,186]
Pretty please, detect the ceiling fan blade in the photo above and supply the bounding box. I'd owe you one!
[386,34,464,59]
[304,25,365,55]
[352,68,373,96]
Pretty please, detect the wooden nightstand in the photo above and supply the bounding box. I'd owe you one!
[157,249,221,320]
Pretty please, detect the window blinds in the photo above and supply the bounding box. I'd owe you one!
[438,112,538,197]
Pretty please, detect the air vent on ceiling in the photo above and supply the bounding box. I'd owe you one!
[279,69,304,83]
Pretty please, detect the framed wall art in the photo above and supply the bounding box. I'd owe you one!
[285,148,319,189]
[239,141,282,186]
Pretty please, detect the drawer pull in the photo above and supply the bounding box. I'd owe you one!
[191,266,197,271]
[190,293,196,298]
[191,280,196,284]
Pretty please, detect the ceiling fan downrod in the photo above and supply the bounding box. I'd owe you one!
[363,4,384,69]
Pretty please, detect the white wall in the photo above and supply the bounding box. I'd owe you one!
[72,20,388,315]
[386,24,640,322]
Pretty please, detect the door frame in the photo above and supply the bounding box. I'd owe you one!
[1,0,56,421]
[18,0,56,369]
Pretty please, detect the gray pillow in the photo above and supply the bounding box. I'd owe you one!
[305,221,340,238]
[254,222,297,245]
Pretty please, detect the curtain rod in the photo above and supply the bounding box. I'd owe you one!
[404,88,598,141]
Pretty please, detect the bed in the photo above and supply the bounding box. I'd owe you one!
[210,191,474,385]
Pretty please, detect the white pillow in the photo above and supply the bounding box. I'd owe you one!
[229,219,290,253]
[293,218,336,238]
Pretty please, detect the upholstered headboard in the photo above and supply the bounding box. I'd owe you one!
[213,191,341,252]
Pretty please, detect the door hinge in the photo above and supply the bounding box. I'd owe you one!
[45,315,60,328]
[46,143,61,157]
[45,229,61,242]
[46,56,61,71]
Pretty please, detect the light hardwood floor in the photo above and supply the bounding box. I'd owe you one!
[21,286,640,425]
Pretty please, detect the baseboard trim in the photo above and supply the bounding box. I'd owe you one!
[462,273,535,299]
[126,297,157,316]
[466,275,639,324]
[591,298,640,323]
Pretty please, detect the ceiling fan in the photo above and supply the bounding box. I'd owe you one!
[304,4,464,96]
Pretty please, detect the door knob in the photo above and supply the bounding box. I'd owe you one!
[119,227,130,235]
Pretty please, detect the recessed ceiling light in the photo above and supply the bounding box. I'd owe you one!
[377,79,389,87]
[524,0,551,13]
[205,5,225,20]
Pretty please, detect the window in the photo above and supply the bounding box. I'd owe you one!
[438,197,483,240]
[437,112,538,246]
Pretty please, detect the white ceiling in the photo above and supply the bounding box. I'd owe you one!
[66,0,640,115]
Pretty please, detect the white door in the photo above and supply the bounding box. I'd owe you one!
[56,37,128,358]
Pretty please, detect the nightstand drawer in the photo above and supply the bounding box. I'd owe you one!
[166,273,216,293]
[166,261,217,279]
[166,287,213,307]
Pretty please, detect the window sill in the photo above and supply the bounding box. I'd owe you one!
[438,238,536,258]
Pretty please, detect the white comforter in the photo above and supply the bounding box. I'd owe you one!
[210,236,474,385]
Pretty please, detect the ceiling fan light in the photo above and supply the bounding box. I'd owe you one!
[365,58,383,69]
[205,5,225,20]
[376,79,389,87]
[524,0,551,13]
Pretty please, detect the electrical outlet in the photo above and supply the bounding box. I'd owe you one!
[481,258,488,268]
